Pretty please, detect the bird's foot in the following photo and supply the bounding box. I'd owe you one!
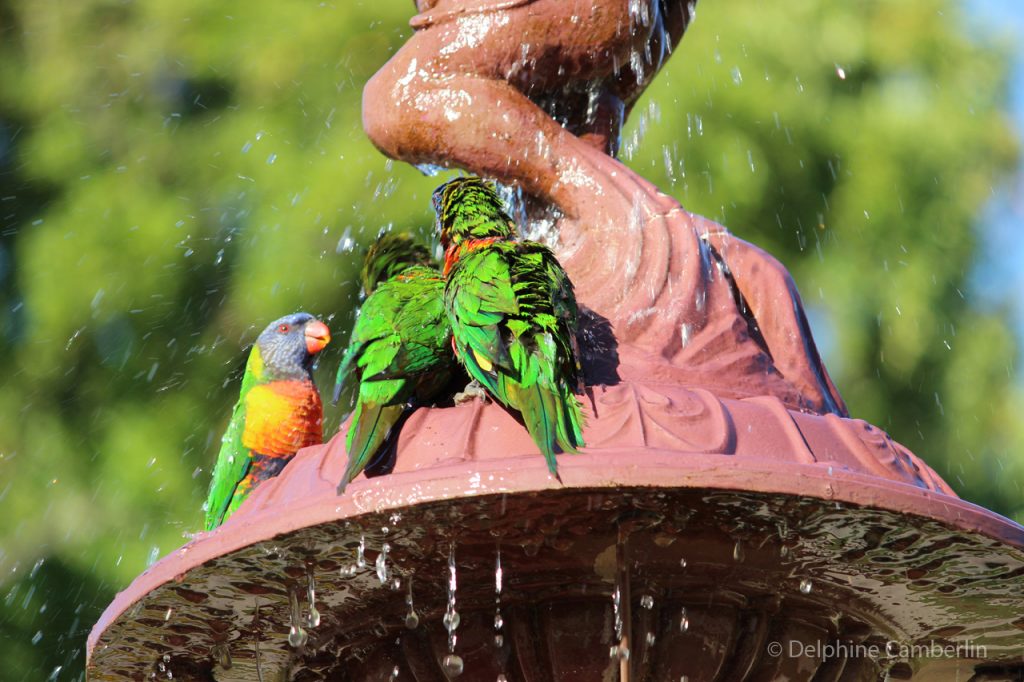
[454,381,490,404]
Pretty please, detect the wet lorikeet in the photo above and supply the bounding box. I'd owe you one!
[204,313,330,530]
[334,232,458,493]
[433,177,584,478]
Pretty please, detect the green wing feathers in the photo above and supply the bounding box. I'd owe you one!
[204,350,261,531]
[446,240,585,475]
[336,261,456,492]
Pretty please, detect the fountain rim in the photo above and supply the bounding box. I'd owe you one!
[86,447,1024,663]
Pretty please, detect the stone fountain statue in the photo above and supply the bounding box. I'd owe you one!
[366,0,844,415]
[87,2,1024,680]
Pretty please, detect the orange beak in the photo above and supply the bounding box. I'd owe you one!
[304,319,331,355]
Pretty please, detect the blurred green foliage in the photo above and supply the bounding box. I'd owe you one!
[0,0,1019,677]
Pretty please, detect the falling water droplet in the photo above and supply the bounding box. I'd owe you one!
[287,585,308,647]
[799,579,813,594]
[495,550,503,595]
[679,607,690,633]
[445,545,460,658]
[305,573,321,628]
[497,675,508,682]
[443,610,461,631]
[494,633,504,647]
[356,533,367,568]
[376,543,391,584]
[405,577,419,629]
[645,632,656,646]
[337,227,356,255]
[389,665,400,681]
[287,624,308,648]
[835,64,847,80]
[640,594,654,609]
[733,540,745,563]
[494,610,504,630]
[442,654,464,677]
[679,557,687,569]
[266,153,277,165]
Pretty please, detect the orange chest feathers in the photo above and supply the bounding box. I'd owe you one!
[242,380,323,457]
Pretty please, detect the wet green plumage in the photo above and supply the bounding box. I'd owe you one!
[435,177,584,478]
[204,348,260,530]
[335,233,457,493]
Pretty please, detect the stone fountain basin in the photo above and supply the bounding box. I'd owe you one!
[87,380,1024,681]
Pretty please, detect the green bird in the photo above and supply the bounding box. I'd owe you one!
[204,313,331,530]
[434,177,585,479]
[335,232,458,493]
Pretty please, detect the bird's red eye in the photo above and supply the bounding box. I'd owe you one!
[278,323,291,333]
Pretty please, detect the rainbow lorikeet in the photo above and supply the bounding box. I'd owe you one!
[334,232,459,493]
[203,313,330,530]
[433,177,585,479]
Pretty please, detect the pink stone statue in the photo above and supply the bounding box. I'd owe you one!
[364,0,846,415]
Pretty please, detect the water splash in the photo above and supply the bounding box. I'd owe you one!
[799,578,813,595]
[357,533,367,569]
[415,163,446,177]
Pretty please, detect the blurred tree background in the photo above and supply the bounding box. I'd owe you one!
[0,0,1020,677]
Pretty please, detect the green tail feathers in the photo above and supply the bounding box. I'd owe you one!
[501,354,585,476]
[338,400,407,493]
